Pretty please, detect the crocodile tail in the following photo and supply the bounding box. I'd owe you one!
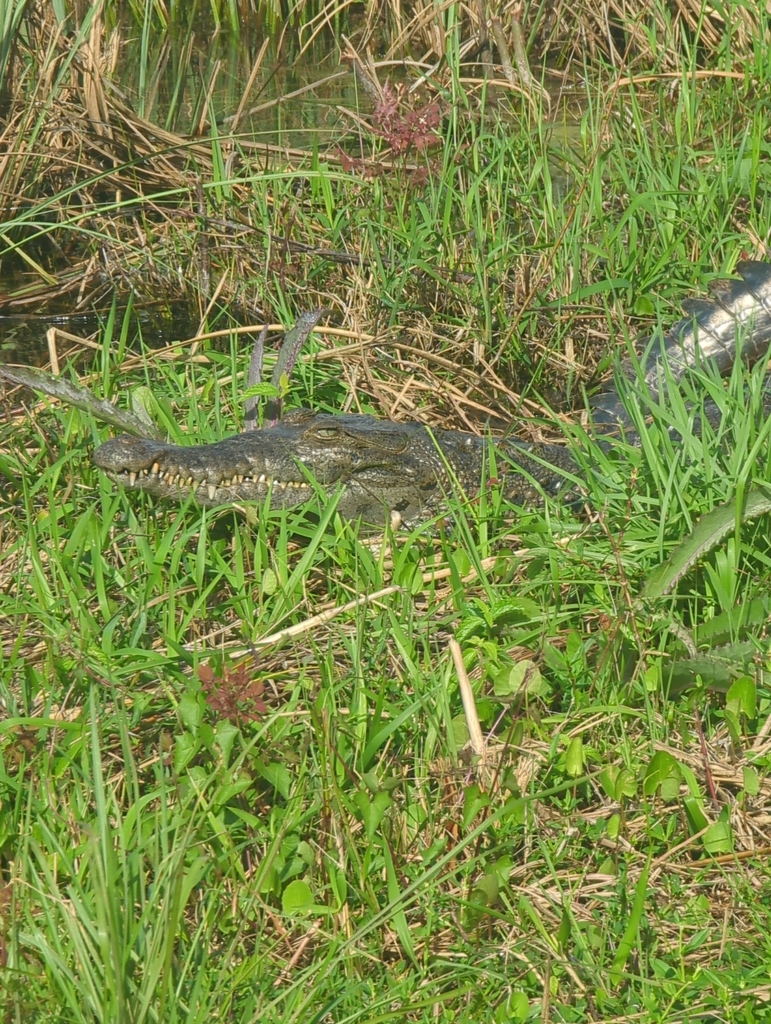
[591,260,771,429]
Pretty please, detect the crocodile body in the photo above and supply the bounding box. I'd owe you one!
[93,262,771,526]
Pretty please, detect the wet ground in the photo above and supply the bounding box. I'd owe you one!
[0,14,582,366]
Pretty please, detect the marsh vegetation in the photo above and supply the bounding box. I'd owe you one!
[1,2,771,1020]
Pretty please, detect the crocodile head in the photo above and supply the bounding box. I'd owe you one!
[93,407,478,525]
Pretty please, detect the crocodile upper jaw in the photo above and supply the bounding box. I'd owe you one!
[94,432,336,506]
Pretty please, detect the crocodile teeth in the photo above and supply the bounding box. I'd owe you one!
[258,473,267,484]
[151,462,160,476]
[207,483,217,500]
[128,471,137,487]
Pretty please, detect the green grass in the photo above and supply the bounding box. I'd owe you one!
[3,8,771,1022]
[3,322,771,1021]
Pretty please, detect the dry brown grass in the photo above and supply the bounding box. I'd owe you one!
[378,0,764,67]
[2,1,762,320]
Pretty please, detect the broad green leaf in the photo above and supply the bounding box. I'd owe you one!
[173,732,199,773]
[600,766,636,801]
[466,870,500,928]
[452,714,470,746]
[683,795,708,834]
[261,567,279,596]
[606,814,621,839]
[703,820,733,855]
[502,798,526,825]
[463,784,490,828]
[492,856,514,885]
[644,662,661,692]
[296,841,315,867]
[471,871,499,908]
[564,736,584,777]
[723,708,742,747]
[215,719,239,763]
[678,761,705,800]
[130,385,161,429]
[742,766,760,796]
[257,761,292,800]
[616,768,638,799]
[242,382,282,400]
[282,879,313,914]
[178,691,204,732]
[354,789,392,841]
[666,644,759,692]
[643,751,682,801]
[726,676,757,721]
[494,660,548,698]
[506,992,530,1022]
[490,597,542,621]
[695,597,770,645]
[640,485,771,602]
[215,779,254,806]
[600,766,618,799]
[228,806,261,828]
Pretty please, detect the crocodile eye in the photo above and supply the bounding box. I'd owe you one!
[313,427,339,439]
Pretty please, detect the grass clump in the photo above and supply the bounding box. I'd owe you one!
[2,317,771,1021]
[2,2,771,1021]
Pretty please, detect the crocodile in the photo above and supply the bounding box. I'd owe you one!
[93,262,771,527]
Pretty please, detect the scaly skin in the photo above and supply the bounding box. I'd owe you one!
[93,408,579,526]
[93,261,771,526]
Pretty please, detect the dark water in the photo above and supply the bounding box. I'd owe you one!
[0,299,205,367]
[113,15,360,146]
